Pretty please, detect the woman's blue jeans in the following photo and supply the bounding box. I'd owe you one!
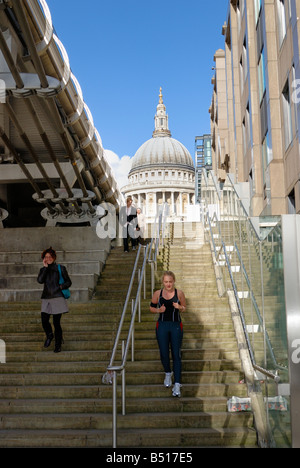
[156,321,183,383]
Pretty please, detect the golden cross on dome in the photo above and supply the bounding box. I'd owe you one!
[159,87,163,105]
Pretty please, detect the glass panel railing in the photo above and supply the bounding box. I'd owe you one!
[201,171,291,448]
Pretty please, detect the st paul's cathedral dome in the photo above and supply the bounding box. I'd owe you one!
[122,89,195,222]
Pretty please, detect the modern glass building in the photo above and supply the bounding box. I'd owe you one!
[210,0,300,217]
[204,0,300,447]
[195,134,212,201]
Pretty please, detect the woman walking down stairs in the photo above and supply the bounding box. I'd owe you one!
[0,224,257,448]
[0,246,141,448]
[114,222,257,448]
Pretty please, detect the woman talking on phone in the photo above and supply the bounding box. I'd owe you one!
[37,247,72,353]
[150,271,186,398]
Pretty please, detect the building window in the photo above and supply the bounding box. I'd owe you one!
[262,132,272,174]
[288,188,296,213]
[258,48,266,103]
[240,37,248,91]
[242,103,251,153]
[277,0,287,47]
[254,0,262,24]
[292,65,298,134]
[237,0,245,33]
[282,79,293,150]
[242,37,248,83]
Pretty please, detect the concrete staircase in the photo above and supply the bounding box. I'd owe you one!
[112,222,257,448]
[0,227,111,302]
[0,222,258,447]
[0,244,141,448]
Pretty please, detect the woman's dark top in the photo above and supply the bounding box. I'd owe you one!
[158,289,181,322]
[37,263,72,299]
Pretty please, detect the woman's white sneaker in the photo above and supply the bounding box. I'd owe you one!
[164,372,173,388]
[172,383,182,397]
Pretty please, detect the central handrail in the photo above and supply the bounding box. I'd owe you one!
[107,243,143,368]
[106,204,168,448]
[108,243,150,448]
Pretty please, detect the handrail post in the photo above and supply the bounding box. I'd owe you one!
[108,245,142,368]
[143,246,147,299]
[112,370,117,448]
[150,261,155,297]
[122,341,126,416]
[131,299,135,362]
[107,227,165,448]
[138,269,141,323]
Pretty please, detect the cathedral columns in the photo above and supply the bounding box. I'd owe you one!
[171,192,175,215]
[179,193,183,216]
[126,188,195,220]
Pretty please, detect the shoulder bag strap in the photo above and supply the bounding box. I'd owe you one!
[57,264,63,284]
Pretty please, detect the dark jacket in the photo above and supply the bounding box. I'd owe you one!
[119,206,139,238]
[37,263,72,299]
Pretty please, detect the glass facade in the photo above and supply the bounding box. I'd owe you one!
[202,170,293,448]
[195,134,212,202]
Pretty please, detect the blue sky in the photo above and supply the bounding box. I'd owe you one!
[46,0,228,188]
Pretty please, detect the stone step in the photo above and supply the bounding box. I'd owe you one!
[0,359,241,375]
[0,322,235,335]
[0,411,253,431]
[126,359,242,373]
[0,426,258,448]
[3,349,241,364]
[4,339,241,352]
[0,262,103,276]
[0,273,99,290]
[0,396,230,414]
[0,288,91,303]
[0,382,248,399]
[0,250,107,264]
[0,308,233,321]
[0,370,244,387]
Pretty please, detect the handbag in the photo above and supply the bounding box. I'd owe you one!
[58,264,71,299]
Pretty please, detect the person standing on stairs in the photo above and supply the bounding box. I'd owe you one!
[150,271,186,398]
[37,247,72,353]
[119,196,139,253]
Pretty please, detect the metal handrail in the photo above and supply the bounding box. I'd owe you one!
[106,206,168,448]
[205,214,281,383]
[222,240,280,382]
[209,207,287,374]
[108,243,150,448]
[234,242,287,373]
[107,243,143,368]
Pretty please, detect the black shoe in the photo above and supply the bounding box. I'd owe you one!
[54,344,62,353]
[44,333,54,349]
